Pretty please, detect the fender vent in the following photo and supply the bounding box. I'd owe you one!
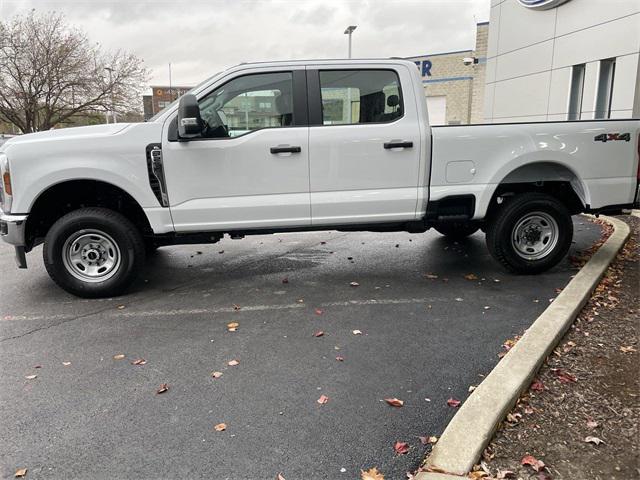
[145,143,169,207]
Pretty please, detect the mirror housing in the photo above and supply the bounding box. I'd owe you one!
[177,94,202,139]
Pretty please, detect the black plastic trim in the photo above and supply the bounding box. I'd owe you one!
[424,194,476,221]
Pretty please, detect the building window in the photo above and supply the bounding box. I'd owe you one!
[595,58,616,119]
[567,64,585,121]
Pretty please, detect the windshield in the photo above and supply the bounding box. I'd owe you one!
[147,71,222,122]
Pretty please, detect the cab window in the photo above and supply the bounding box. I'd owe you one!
[198,72,293,138]
[319,70,403,125]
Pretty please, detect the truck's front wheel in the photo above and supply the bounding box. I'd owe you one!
[43,208,145,298]
[486,193,573,274]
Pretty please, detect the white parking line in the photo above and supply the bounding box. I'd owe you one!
[2,297,433,321]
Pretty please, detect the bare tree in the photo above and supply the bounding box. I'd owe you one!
[0,11,148,133]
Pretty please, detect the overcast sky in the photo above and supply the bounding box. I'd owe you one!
[1,0,490,88]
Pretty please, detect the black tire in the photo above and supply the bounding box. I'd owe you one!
[434,222,480,239]
[43,207,145,298]
[486,192,573,274]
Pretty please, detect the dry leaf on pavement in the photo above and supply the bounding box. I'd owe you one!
[227,322,239,332]
[586,419,599,429]
[228,360,239,366]
[211,371,223,379]
[314,308,324,315]
[352,329,362,335]
[335,356,344,362]
[521,455,545,472]
[131,359,146,365]
[464,273,479,281]
[350,281,360,287]
[317,395,329,405]
[418,435,438,445]
[24,375,37,380]
[313,331,324,337]
[361,467,384,480]
[393,441,409,455]
[113,354,125,360]
[447,397,461,407]
[620,345,637,353]
[214,423,227,431]
[384,398,404,407]
[62,362,71,366]
[156,383,169,394]
[14,468,27,478]
[530,379,545,391]
[584,436,604,445]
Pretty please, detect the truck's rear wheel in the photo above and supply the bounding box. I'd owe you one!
[43,207,145,298]
[434,222,480,239]
[486,192,573,274]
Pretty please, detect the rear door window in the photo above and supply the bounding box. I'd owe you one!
[318,70,403,125]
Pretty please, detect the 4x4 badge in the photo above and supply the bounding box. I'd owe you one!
[594,133,631,143]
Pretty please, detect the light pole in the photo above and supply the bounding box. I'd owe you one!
[104,67,117,124]
[344,25,357,59]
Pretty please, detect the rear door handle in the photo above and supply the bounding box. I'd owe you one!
[270,146,302,154]
[384,141,413,149]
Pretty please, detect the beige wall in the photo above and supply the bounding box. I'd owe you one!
[405,22,488,125]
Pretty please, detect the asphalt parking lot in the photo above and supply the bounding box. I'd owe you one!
[0,218,602,480]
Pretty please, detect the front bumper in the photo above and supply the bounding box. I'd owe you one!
[0,210,28,268]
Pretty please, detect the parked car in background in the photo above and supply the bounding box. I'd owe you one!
[1,59,639,297]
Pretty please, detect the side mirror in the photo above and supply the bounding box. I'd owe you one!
[177,94,202,139]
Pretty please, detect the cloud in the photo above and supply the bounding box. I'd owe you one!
[1,0,490,87]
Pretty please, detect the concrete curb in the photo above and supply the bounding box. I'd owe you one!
[416,215,631,479]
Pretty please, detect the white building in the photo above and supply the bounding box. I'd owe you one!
[484,0,640,123]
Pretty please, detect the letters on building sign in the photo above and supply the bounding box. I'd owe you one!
[414,60,432,77]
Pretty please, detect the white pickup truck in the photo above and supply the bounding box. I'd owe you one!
[1,59,639,297]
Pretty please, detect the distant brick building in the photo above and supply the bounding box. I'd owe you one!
[143,85,193,120]
[405,22,489,125]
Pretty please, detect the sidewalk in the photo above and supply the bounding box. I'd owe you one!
[479,214,639,480]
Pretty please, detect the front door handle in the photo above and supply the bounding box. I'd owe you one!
[270,146,302,154]
[384,141,413,149]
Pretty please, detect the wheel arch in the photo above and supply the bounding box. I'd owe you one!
[483,161,588,219]
[25,179,153,250]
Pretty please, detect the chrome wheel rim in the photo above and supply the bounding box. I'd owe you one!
[511,212,559,260]
[62,229,121,282]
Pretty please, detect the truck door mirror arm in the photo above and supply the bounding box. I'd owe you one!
[177,94,203,140]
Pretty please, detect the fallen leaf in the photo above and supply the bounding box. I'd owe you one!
[455,297,464,302]
[117,305,125,310]
[469,472,488,479]
[33,365,41,369]
[228,360,239,366]
[424,273,438,279]
[361,467,384,480]
[464,273,479,281]
[352,329,362,335]
[313,331,324,337]
[586,419,599,429]
[211,371,223,379]
[336,356,344,362]
[62,362,71,366]
[282,277,289,284]
[418,435,438,445]
[214,423,227,431]
[447,397,461,408]
[384,398,404,407]
[277,474,286,480]
[553,368,577,383]
[24,375,37,380]
[620,345,637,353]
[496,471,515,479]
[232,304,241,311]
[317,394,329,405]
[468,385,477,393]
[350,281,360,287]
[314,308,324,315]
[530,379,545,391]
[113,354,125,360]
[584,436,604,445]
[537,471,552,480]
[394,441,409,455]
[131,359,146,365]
[521,455,545,472]
[14,468,27,478]
[227,322,239,332]
[156,383,169,394]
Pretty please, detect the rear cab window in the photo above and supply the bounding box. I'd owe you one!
[318,70,403,125]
